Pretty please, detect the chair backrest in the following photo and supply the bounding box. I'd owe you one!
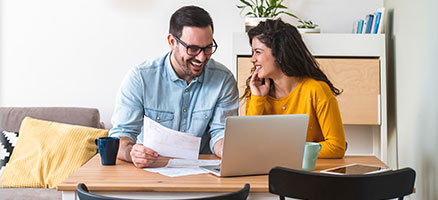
[77,183,250,200]
[77,183,130,200]
[269,166,416,200]
[0,107,104,131]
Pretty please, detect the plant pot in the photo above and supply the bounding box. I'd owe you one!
[297,27,321,34]
[245,17,272,32]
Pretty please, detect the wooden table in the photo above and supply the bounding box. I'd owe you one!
[57,155,387,200]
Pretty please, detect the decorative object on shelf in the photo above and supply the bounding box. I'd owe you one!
[236,0,319,32]
[353,7,385,34]
[297,19,320,33]
[237,0,299,32]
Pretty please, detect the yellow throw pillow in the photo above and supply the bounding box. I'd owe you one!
[0,117,108,188]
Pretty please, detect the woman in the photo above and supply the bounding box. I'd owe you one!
[243,19,346,158]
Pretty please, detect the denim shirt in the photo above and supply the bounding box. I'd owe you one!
[109,52,239,153]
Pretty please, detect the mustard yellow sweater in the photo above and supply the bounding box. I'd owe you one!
[246,78,346,158]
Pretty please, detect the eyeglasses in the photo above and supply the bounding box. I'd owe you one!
[173,34,218,56]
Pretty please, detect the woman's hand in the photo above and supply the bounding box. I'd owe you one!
[249,68,270,97]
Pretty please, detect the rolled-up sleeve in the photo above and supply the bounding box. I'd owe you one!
[208,74,239,152]
[109,68,145,142]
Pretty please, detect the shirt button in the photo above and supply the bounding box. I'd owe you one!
[184,89,189,92]
[183,109,187,112]
[181,130,185,132]
[204,116,209,119]
[156,117,160,120]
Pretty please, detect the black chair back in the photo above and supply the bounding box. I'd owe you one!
[269,166,415,200]
[77,183,250,200]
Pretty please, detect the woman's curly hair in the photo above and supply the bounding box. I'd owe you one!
[241,19,342,100]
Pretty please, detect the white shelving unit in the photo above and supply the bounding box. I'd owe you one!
[232,33,388,162]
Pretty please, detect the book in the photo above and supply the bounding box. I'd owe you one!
[373,12,382,34]
[370,12,378,33]
[376,7,386,34]
[353,7,386,34]
[364,14,374,34]
[352,20,359,33]
[357,19,364,34]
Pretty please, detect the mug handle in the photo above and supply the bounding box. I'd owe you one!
[95,139,100,153]
[318,143,322,152]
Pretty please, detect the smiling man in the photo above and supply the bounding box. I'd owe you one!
[109,6,239,168]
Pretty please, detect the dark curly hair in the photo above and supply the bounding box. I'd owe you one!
[241,19,342,100]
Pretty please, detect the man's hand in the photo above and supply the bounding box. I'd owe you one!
[130,144,159,168]
[118,137,159,168]
[213,139,224,158]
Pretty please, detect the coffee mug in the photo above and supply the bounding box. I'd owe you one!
[302,142,321,171]
[95,137,120,166]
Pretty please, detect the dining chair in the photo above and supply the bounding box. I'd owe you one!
[77,183,250,200]
[269,166,415,200]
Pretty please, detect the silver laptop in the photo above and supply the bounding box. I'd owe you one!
[202,114,308,177]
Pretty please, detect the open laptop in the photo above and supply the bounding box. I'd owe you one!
[201,114,308,177]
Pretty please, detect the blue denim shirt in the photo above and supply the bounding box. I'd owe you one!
[109,52,239,153]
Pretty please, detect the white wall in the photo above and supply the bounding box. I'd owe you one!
[0,0,382,128]
[385,0,438,199]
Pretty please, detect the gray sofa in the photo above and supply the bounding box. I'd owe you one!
[0,107,105,200]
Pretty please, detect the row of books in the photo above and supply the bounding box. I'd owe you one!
[353,8,385,34]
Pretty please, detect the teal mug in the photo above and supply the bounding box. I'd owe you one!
[302,142,321,171]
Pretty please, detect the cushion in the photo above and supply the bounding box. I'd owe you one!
[0,117,108,188]
[0,107,104,132]
[0,131,19,175]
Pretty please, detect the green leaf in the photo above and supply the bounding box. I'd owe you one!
[236,0,311,20]
[278,11,299,19]
[239,0,253,7]
[245,12,257,17]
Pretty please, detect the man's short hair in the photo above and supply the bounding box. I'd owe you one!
[169,5,214,38]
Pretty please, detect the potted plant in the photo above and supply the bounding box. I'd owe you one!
[237,0,319,32]
[297,19,320,33]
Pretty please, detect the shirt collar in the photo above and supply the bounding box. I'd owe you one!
[165,51,205,84]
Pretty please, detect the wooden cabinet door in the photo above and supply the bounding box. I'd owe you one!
[237,57,253,116]
[236,57,381,125]
[317,58,380,125]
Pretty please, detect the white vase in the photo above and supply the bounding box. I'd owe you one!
[297,27,321,34]
[245,17,272,32]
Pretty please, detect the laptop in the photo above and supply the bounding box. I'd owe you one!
[201,114,309,177]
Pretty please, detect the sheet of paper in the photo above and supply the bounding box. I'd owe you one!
[144,167,208,177]
[166,159,221,168]
[143,117,201,160]
[144,159,220,177]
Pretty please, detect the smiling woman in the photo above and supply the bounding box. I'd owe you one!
[242,18,346,159]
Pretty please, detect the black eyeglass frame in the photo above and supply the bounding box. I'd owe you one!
[173,34,218,56]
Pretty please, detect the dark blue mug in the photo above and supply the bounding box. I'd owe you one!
[95,137,120,166]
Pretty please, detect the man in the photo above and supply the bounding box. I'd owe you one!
[109,5,239,168]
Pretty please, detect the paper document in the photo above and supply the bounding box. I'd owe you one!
[144,159,220,177]
[145,167,208,177]
[143,117,201,160]
[167,159,221,168]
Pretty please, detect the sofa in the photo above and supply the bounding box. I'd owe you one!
[0,107,105,200]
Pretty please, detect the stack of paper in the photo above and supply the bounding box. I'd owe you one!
[145,159,221,177]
